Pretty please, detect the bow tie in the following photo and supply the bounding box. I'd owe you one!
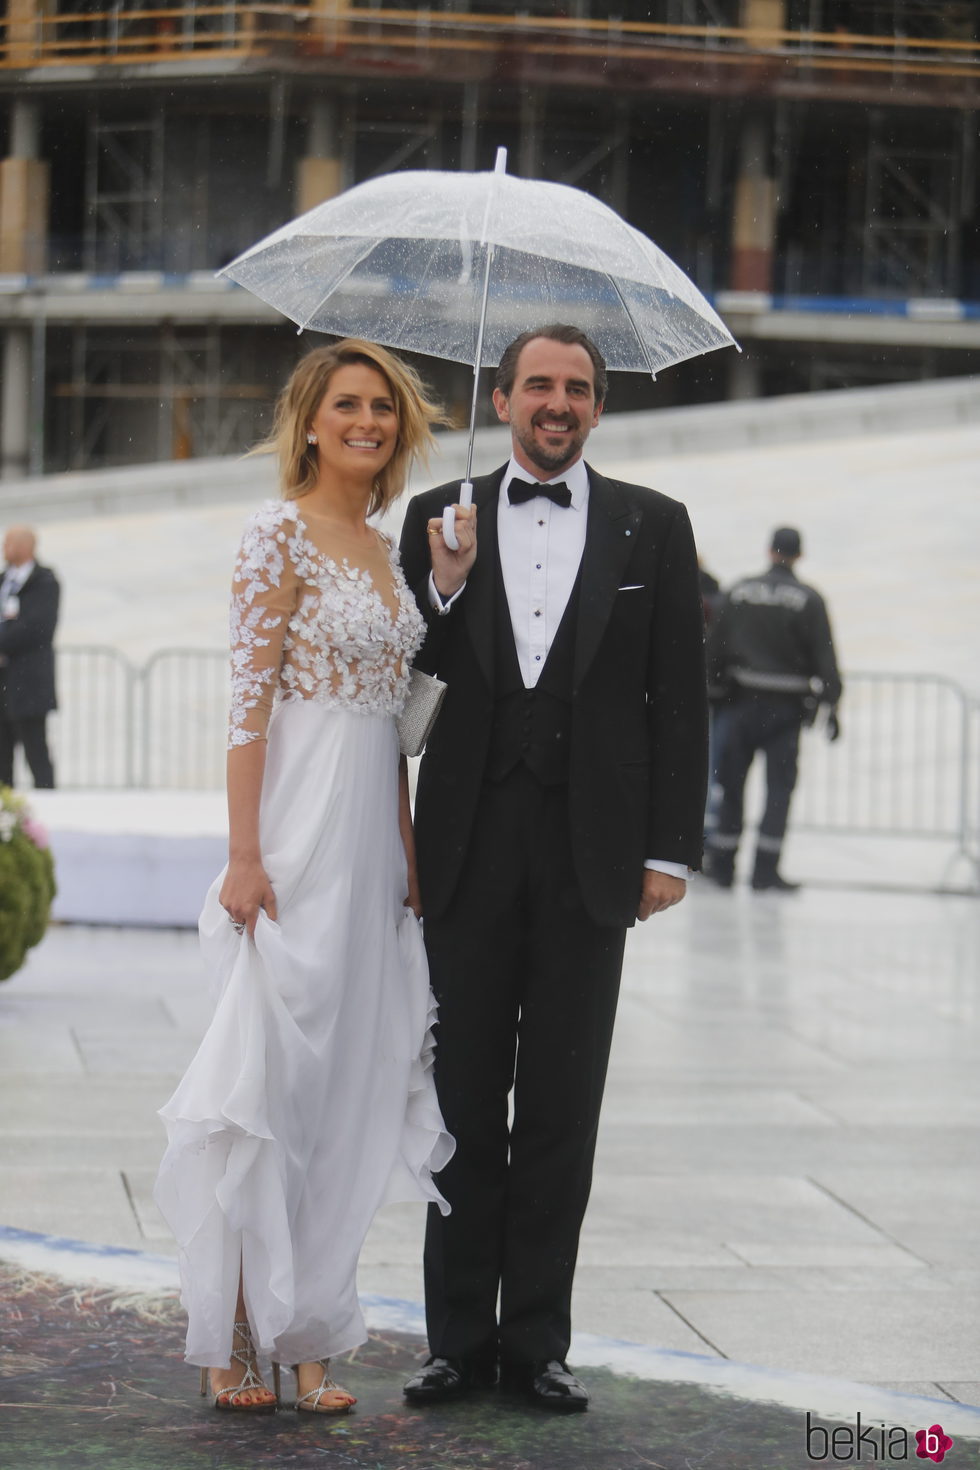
[507,477,572,509]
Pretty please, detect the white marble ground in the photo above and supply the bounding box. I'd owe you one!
[1,888,978,1404]
[25,416,980,694]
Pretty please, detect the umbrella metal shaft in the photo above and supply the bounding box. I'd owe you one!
[463,146,507,493]
[463,238,495,489]
[444,146,508,549]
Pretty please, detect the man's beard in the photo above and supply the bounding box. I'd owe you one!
[514,422,584,474]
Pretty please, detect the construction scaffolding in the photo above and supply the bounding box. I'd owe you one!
[3,2,979,82]
[46,324,290,468]
[85,113,166,275]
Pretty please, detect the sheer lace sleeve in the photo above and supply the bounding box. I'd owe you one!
[228,504,301,748]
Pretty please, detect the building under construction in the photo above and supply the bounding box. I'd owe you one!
[1,0,978,475]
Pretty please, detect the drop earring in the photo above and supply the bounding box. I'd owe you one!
[307,431,317,445]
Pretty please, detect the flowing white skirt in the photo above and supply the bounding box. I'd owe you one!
[154,697,453,1368]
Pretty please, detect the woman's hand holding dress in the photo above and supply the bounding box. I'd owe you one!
[404,869,423,920]
[219,855,278,939]
[398,756,423,919]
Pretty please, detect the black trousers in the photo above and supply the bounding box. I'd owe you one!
[422,764,627,1370]
[0,710,55,789]
[711,694,801,861]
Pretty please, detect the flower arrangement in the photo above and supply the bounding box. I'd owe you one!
[0,786,56,981]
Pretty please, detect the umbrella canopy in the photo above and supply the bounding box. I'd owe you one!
[220,164,736,379]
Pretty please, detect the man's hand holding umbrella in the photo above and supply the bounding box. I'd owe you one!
[427,502,477,601]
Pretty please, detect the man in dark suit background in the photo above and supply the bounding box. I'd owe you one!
[399,326,708,1412]
[0,525,60,789]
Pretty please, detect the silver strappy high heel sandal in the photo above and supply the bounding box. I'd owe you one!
[199,1319,280,1411]
[292,1360,356,1414]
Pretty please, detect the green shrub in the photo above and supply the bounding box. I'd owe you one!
[0,788,56,982]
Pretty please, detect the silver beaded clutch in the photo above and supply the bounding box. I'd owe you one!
[397,668,448,758]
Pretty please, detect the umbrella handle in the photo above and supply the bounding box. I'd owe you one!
[440,481,474,553]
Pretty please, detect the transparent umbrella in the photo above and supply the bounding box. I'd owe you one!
[221,149,737,545]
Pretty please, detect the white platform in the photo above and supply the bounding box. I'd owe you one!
[30,790,227,927]
[24,785,974,931]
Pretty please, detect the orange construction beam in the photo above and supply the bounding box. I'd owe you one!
[3,5,979,78]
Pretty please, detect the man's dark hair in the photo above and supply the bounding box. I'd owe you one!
[495,325,608,406]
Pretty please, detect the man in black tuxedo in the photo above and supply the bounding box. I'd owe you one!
[0,526,60,789]
[399,326,707,1412]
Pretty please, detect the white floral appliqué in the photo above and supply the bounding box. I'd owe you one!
[227,501,424,748]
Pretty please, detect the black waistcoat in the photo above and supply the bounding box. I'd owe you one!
[484,549,582,787]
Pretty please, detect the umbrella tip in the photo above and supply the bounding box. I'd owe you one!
[494,147,508,174]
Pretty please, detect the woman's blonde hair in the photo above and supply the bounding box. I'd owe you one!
[260,339,450,518]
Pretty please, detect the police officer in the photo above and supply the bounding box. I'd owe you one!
[704,527,841,891]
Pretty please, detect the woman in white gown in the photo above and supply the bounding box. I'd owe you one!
[154,340,457,1414]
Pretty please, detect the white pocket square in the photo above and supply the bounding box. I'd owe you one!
[618,584,644,592]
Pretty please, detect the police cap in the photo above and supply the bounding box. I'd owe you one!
[770,527,802,557]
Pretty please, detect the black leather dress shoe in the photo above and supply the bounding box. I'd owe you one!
[500,1360,589,1412]
[403,1356,496,1404]
[751,871,801,892]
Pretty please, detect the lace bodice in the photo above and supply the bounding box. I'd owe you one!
[228,500,425,748]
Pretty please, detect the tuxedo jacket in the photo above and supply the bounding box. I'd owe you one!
[400,464,708,929]
[0,563,60,720]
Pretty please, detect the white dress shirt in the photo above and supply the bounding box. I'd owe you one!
[0,559,33,615]
[0,559,33,598]
[498,454,590,688]
[428,459,687,883]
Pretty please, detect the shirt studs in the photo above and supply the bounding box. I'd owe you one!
[625,529,632,537]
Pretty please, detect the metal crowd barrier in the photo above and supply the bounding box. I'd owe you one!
[50,644,138,789]
[792,672,973,842]
[46,644,228,792]
[44,647,980,877]
[140,647,228,791]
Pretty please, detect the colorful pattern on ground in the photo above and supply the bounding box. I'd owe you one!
[1,1265,976,1470]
